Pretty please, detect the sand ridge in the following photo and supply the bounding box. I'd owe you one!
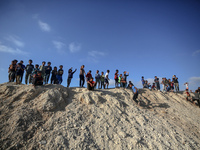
[0,82,200,149]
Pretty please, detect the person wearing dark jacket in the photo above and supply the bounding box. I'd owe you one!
[25,59,34,84]
[67,67,77,87]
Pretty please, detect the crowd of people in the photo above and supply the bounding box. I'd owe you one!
[141,75,180,92]
[7,59,199,106]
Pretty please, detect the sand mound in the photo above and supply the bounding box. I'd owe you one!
[0,82,200,149]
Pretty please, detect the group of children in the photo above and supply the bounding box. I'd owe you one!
[8,59,65,86]
[141,75,180,92]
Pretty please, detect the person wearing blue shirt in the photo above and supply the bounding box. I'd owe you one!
[128,82,138,102]
[19,60,25,83]
[141,76,145,88]
[95,70,101,89]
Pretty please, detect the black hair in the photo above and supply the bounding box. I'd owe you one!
[48,62,51,64]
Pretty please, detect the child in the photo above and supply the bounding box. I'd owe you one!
[32,64,39,76]
[57,65,64,84]
[105,70,110,78]
[67,67,77,87]
[114,70,119,88]
[127,81,133,89]
[171,81,174,92]
[9,60,17,82]
[184,82,189,90]
[39,61,46,79]
[25,59,34,84]
[87,77,96,91]
[51,67,58,84]
[86,70,92,81]
[191,90,200,107]
[32,71,43,86]
[141,76,145,88]
[100,72,105,89]
[144,80,151,89]
[154,76,160,90]
[16,63,23,84]
[185,89,190,101]
[104,75,109,89]
[44,62,52,84]
[123,71,129,87]
[128,83,139,103]
[79,65,86,87]
[95,70,101,89]
[120,77,126,88]
[19,60,25,82]
[151,83,156,90]
[118,74,122,87]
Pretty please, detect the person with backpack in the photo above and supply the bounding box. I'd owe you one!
[44,62,52,84]
[114,70,119,87]
[25,59,34,84]
[67,67,77,87]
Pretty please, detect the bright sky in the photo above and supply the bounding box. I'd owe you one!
[0,0,199,91]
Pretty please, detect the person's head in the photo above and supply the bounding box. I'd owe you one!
[169,79,171,81]
[35,64,39,68]
[198,87,200,90]
[90,77,93,82]
[129,81,132,84]
[107,70,110,73]
[116,69,118,73]
[20,60,23,64]
[185,89,188,92]
[120,74,122,77]
[124,71,126,74]
[96,70,99,73]
[153,83,155,85]
[37,71,42,77]
[195,90,198,93]
[17,63,22,67]
[47,62,51,66]
[129,83,133,88]
[155,76,157,78]
[81,65,85,69]
[101,72,104,75]
[11,60,15,64]
[89,70,92,73]
[59,65,63,69]
[29,59,32,64]
[14,59,18,64]
[42,61,46,66]
[54,66,57,70]
[142,76,144,79]
[145,80,148,83]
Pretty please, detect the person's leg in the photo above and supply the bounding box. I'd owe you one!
[46,74,50,84]
[29,74,32,84]
[20,73,24,83]
[82,76,85,87]
[60,76,63,84]
[25,73,29,84]
[67,78,72,87]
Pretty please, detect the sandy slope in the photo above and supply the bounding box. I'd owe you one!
[0,82,200,150]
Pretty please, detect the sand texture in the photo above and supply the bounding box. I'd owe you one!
[0,82,200,150]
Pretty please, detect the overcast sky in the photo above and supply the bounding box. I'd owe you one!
[0,0,199,90]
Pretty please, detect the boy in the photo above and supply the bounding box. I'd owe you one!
[19,60,25,82]
[141,76,145,88]
[32,64,40,76]
[105,70,110,78]
[87,77,96,91]
[39,61,46,79]
[185,89,190,101]
[95,70,101,89]
[118,74,122,87]
[51,67,58,84]
[100,72,105,89]
[104,75,109,89]
[86,70,92,81]
[184,82,189,90]
[120,77,126,88]
[44,62,52,84]
[127,81,133,89]
[151,83,156,90]
[173,75,179,92]
[114,70,119,88]
[16,63,23,84]
[25,59,34,84]
[32,71,43,86]
[67,67,77,87]
[128,83,139,103]
[57,65,64,84]
[144,80,151,89]
[123,71,129,87]
[191,90,200,107]
[154,76,160,90]
[79,65,86,87]
[8,60,17,82]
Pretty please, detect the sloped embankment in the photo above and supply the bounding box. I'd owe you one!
[0,82,200,149]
